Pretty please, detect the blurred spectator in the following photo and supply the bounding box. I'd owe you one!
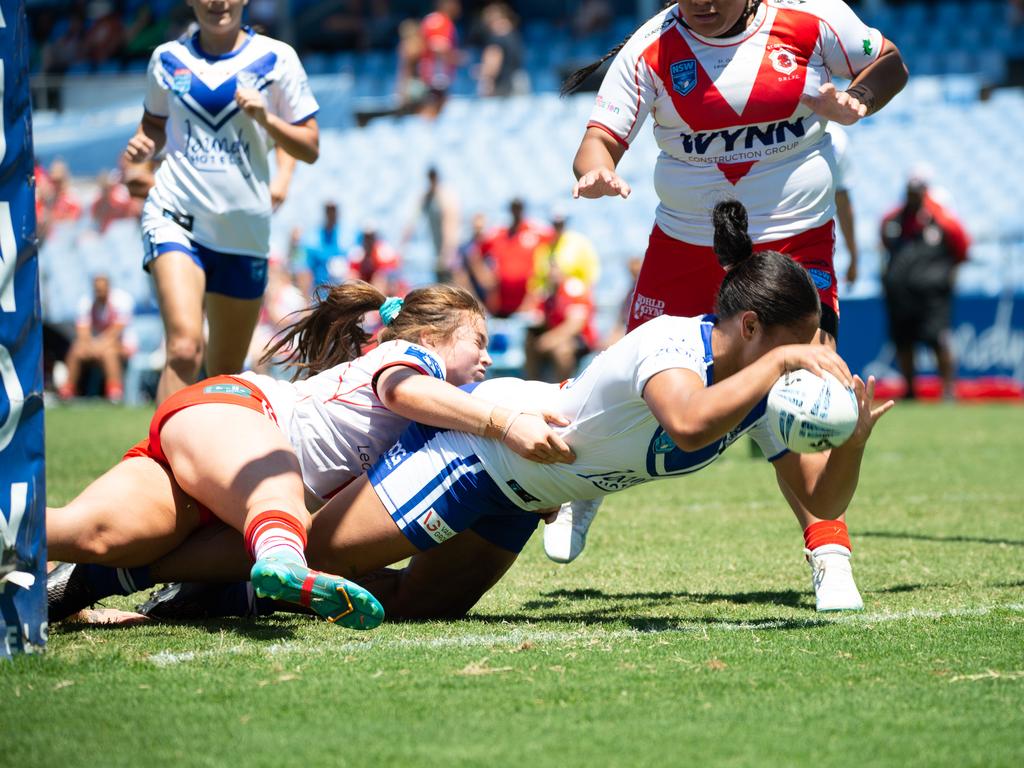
[247,255,309,376]
[90,170,138,233]
[455,212,492,303]
[298,201,349,296]
[573,0,614,37]
[828,123,860,286]
[480,198,551,318]
[247,0,282,36]
[529,208,600,293]
[522,254,598,383]
[402,166,461,282]
[296,1,367,51]
[58,274,134,403]
[396,18,428,110]
[419,0,462,117]
[37,159,82,242]
[881,171,970,400]
[40,3,87,109]
[348,222,403,294]
[80,1,125,68]
[477,3,526,98]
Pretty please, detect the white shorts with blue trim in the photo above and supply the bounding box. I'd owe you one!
[369,423,541,554]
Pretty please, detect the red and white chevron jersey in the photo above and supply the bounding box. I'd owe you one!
[588,0,882,246]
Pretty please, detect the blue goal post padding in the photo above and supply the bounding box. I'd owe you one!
[1,0,47,658]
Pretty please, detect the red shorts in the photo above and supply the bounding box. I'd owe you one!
[122,375,278,524]
[627,221,838,333]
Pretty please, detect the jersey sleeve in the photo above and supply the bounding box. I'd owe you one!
[143,48,170,118]
[586,18,662,148]
[269,44,319,124]
[814,0,884,78]
[747,409,790,462]
[632,319,711,398]
[370,341,448,396]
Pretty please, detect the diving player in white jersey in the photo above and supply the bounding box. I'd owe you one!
[562,0,906,585]
[124,0,321,404]
[81,201,893,625]
[46,283,575,625]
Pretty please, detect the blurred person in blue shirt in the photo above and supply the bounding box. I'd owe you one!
[298,200,348,297]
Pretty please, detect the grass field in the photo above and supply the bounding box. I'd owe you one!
[3,403,1023,767]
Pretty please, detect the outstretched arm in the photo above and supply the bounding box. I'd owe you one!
[376,367,576,464]
[643,345,853,453]
[572,127,631,199]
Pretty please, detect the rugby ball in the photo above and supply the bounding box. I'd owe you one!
[766,369,859,453]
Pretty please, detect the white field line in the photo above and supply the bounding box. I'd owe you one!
[145,602,1024,667]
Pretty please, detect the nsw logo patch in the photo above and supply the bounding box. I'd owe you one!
[670,59,698,97]
[172,68,192,95]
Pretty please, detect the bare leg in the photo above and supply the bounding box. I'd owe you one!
[205,293,263,377]
[158,403,308,535]
[932,332,956,400]
[47,457,203,566]
[97,336,125,392]
[355,531,519,620]
[896,342,916,398]
[150,251,206,403]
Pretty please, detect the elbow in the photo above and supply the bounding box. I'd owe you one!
[300,144,319,164]
[665,423,713,453]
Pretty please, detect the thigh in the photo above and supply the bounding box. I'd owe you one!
[47,457,203,566]
[628,227,723,331]
[158,402,306,531]
[149,249,206,340]
[205,293,263,376]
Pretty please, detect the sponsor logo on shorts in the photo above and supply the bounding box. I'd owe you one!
[250,259,267,284]
[632,294,665,322]
[403,345,445,379]
[203,383,252,397]
[416,507,457,544]
[506,479,540,504]
[383,441,408,470]
[670,59,698,97]
[808,268,833,290]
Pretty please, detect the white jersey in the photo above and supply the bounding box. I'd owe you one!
[826,122,851,193]
[428,315,788,511]
[240,340,447,500]
[144,29,318,256]
[588,0,882,246]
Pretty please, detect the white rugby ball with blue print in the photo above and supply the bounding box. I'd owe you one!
[766,369,859,453]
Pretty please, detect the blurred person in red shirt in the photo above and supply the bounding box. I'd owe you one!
[523,260,598,383]
[348,222,403,295]
[58,274,135,402]
[37,159,82,242]
[418,0,461,117]
[91,170,139,233]
[880,171,970,400]
[479,198,551,318]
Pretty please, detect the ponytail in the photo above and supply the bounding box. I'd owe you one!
[261,281,386,378]
[262,281,485,379]
[712,200,820,327]
[561,2,676,96]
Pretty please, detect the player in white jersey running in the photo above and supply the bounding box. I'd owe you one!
[124,0,320,404]
[84,201,893,624]
[46,283,575,625]
[557,0,906,577]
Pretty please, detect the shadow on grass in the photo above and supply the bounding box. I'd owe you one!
[858,530,1024,547]
[521,587,806,610]
[52,614,298,641]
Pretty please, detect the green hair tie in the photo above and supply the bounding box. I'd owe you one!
[379,296,404,326]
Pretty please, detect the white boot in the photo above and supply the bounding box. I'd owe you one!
[543,498,602,563]
[805,544,864,611]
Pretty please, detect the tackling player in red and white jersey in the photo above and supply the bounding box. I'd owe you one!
[555,1,907,596]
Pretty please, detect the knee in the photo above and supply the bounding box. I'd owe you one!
[165,332,203,372]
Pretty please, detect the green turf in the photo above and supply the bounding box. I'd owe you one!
[3,403,1023,767]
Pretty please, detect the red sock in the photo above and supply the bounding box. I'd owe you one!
[803,520,852,552]
[244,511,308,565]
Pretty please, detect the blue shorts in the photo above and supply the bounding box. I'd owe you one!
[142,208,268,300]
[369,423,541,554]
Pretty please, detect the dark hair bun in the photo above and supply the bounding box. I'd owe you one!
[712,199,754,270]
